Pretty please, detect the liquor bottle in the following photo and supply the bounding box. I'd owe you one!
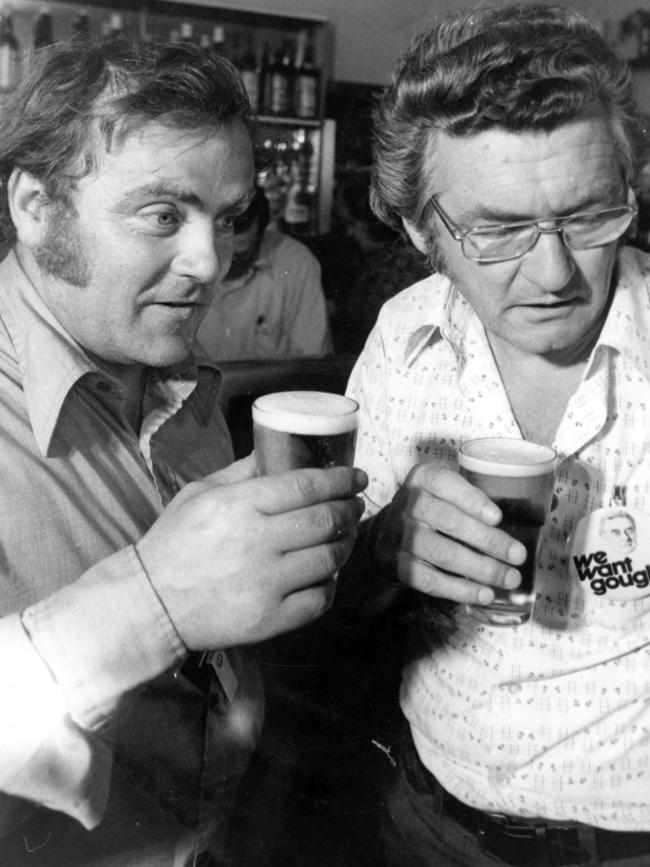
[179,22,194,44]
[0,5,20,95]
[282,131,313,236]
[268,41,293,116]
[294,30,320,120]
[238,35,259,113]
[33,5,54,51]
[211,24,226,57]
[70,10,90,41]
[260,42,273,114]
[106,12,123,39]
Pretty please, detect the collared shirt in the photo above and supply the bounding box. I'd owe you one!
[347,245,650,831]
[0,252,264,865]
[196,226,332,361]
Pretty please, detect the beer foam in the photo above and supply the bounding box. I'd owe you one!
[252,391,359,435]
[459,438,556,477]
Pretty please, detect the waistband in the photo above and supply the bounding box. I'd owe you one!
[402,732,650,866]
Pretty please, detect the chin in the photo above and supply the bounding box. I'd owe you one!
[139,341,195,369]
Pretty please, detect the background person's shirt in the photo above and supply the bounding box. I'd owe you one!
[0,251,263,865]
[197,226,333,361]
[347,245,650,831]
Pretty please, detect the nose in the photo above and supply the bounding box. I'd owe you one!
[172,222,233,284]
[524,228,576,294]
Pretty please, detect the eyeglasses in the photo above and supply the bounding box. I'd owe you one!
[429,196,638,263]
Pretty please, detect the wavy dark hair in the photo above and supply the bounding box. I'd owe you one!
[0,36,253,241]
[371,4,648,237]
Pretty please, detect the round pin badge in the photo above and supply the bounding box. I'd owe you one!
[566,506,650,601]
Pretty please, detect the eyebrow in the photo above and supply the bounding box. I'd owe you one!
[453,183,626,226]
[122,182,255,214]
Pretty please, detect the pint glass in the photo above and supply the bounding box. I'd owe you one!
[458,437,556,627]
[252,390,359,474]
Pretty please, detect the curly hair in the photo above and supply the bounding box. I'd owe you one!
[0,36,253,242]
[370,4,648,235]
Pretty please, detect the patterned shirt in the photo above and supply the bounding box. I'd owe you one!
[347,245,650,831]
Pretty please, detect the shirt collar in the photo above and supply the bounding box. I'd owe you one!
[0,251,220,455]
[591,246,650,381]
[402,247,650,382]
[402,272,469,366]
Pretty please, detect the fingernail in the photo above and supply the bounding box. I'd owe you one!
[481,502,501,523]
[503,568,521,589]
[509,541,527,564]
[354,468,368,488]
[477,587,494,605]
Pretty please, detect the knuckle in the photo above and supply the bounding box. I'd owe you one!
[429,535,457,572]
[481,524,513,556]
[315,504,339,538]
[427,467,457,492]
[293,470,320,502]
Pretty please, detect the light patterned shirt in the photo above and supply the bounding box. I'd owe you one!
[347,245,650,831]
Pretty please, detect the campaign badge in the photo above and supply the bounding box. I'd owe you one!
[567,506,650,601]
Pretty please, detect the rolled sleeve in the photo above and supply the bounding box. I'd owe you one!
[22,545,186,731]
[0,614,111,828]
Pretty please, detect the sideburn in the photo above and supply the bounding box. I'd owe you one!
[33,198,91,288]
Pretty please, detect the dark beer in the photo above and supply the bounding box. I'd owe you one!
[253,391,359,474]
[459,438,556,626]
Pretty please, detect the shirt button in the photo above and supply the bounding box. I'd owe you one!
[97,380,113,393]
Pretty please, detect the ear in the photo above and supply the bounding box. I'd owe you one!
[401,217,428,255]
[7,168,51,247]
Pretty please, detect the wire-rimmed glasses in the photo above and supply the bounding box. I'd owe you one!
[429,196,638,263]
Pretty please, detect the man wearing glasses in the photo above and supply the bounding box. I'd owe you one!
[344,4,650,866]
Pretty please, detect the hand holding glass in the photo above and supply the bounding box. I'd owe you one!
[458,438,556,626]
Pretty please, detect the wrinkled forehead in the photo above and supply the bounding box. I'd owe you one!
[421,112,624,202]
[70,112,232,186]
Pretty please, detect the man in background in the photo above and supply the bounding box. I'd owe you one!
[0,36,365,866]
[197,185,332,360]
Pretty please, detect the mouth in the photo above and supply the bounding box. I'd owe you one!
[519,297,585,315]
[155,287,208,309]
[528,295,584,307]
[152,299,206,323]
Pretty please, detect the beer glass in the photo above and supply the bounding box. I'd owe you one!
[252,390,359,474]
[458,437,556,627]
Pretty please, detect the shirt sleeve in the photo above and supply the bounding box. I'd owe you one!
[277,239,333,356]
[0,545,186,828]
